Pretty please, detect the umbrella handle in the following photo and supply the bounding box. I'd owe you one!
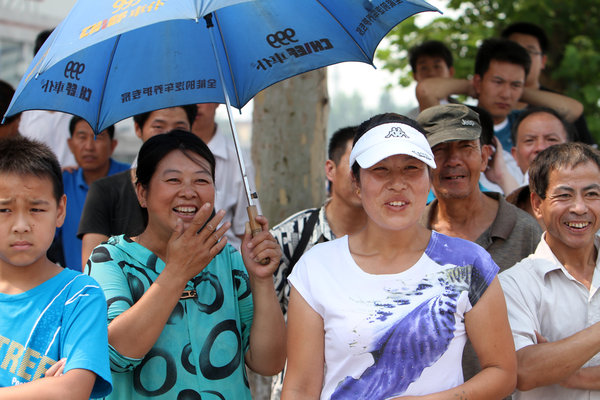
[247,205,270,265]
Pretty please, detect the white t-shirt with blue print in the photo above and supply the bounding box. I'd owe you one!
[289,231,498,400]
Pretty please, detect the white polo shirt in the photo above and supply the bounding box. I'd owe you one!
[500,234,600,400]
[208,127,260,250]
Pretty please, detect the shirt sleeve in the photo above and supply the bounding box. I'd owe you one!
[288,253,323,317]
[60,275,113,398]
[499,265,540,351]
[77,179,112,239]
[86,244,144,371]
[468,249,500,308]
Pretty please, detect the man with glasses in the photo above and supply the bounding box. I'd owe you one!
[501,22,595,145]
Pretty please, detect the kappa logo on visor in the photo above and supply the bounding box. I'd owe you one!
[385,126,409,139]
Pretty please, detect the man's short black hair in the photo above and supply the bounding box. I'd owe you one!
[69,116,115,139]
[501,22,549,54]
[0,136,63,202]
[133,104,197,131]
[511,106,574,145]
[529,142,600,199]
[475,38,531,78]
[409,40,454,73]
[468,105,494,147]
[328,126,356,164]
[34,29,53,56]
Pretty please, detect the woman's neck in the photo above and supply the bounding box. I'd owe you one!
[134,226,169,260]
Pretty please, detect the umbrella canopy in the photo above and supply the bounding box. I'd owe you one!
[6,0,439,133]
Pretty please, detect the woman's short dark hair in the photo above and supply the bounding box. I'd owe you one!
[351,113,427,179]
[529,142,600,199]
[136,130,216,189]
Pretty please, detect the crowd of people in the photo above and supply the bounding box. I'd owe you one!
[1,20,600,400]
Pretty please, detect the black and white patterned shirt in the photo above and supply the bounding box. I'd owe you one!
[270,204,334,315]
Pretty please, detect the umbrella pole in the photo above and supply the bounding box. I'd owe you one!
[205,14,265,241]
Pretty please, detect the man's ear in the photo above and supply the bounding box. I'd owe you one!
[325,159,336,182]
[448,66,455,78]
[109,139,118,155]
[472,74,482,96]
[480,144,493,172]
[67,137,75,154]
[134,122,143,140]
[541,54,548,70]
[531,191,544,220]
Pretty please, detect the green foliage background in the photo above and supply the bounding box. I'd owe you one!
[377,0,600,140]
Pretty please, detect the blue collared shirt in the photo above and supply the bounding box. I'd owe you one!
[58,159,130,271]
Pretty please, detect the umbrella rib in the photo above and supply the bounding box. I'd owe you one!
[313,0,372,64]
[94,35,121,134]
[212,12,242,110]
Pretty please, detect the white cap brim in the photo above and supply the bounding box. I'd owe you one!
[349,123,436,169]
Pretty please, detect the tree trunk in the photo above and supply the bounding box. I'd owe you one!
[247,68,328,400]
[252,68,329,226]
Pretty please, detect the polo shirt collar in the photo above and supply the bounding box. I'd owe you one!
[207,126,228,161]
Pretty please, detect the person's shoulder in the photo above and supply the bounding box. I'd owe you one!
[498,256,540,291]
[301,235,346,260]
[271,207,320,234]
[93,169,130,187]
[505,199,543,233]
[46,268,104,297]
[109,159,131,175]
[61,168,79,188]
[429,231,491,260]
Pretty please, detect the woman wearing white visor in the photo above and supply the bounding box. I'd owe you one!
[282,114,516,400]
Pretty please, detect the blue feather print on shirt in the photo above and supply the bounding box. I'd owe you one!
[331,267,470,400]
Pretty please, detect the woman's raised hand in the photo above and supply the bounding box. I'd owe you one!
[165,203,230,283]
[241,215,281,281]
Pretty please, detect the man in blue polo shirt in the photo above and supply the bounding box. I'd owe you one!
[57,117,129,271]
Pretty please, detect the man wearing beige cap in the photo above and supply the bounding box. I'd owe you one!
[417,104,541,271]
[417,104,542,384]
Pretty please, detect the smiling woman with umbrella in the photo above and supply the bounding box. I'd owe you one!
[86,130,285,400]
[281,114,516,399]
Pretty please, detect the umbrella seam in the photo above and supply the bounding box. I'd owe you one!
[95,35,122,134]
[212,12,242,110]
[313,0,372,65]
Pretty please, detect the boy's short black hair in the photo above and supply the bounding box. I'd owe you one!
[69,116,115,139]
[409,40,453,73]
[475,38,531,78]
[511,106,574,145]
[328,126,357,165]
[133,105,197,131]
[501,22,549,54]
[0,136,63,202]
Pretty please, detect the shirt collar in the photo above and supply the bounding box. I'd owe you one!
[532,233,600,279]
[207,126,228,160]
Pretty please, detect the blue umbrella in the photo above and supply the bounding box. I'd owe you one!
[5,0,439,230]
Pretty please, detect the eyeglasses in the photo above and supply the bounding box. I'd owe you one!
[527,49,543,56]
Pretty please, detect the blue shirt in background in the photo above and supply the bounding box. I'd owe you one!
[58,158,130,271]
